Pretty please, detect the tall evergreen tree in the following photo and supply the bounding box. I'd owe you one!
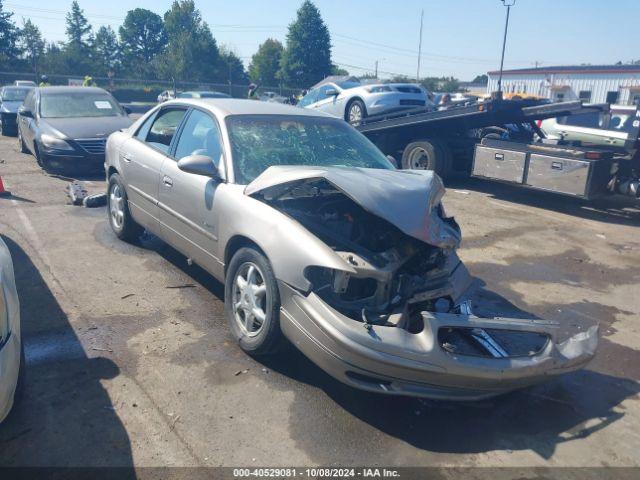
[64,1,93,73]
[94,26,120,75]
[0,0,21,66]
[159,0,220,82]
[119,8,167,78]
[19,19,45,76]
[65,1,92,51]
[279,1,332,88]
[248,38,283,87]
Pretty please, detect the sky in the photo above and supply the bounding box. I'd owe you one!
[4,0,640,81]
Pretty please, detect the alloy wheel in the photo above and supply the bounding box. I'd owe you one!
[109,183,125,229]
[232,262,268,337]
[348,104,363,125]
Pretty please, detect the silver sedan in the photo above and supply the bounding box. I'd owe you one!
[0,237,22,423]
[298,78,433,125]
[105,99,597,400]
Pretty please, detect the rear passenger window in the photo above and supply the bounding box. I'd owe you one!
[174,110,223,164]
[144,108,187,154]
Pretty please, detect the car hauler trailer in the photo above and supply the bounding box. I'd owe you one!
[356,99,640,200]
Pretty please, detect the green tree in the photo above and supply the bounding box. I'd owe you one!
[65,1,92,51]
[94,26,120,75]
[64,1,93,73]
[279,0,332,88]
[19,19,45,76]
[0,0,21,66]
[40,42,67,75]
[331,65,349,76]
[220,45,248,90]
[248,38,283,86]
[472,74,488,85]
[160,0,220,82]
[119,8,167,77]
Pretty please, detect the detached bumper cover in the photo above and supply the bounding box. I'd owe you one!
[279,283,598,400]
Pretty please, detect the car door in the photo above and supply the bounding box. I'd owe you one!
[297,89,318,110]
[119,107,188,233]
[312,84,343,117]
[556,112,614,145]
[19,90,37,150]
[158,108,225,277]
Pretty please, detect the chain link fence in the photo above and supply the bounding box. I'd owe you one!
[1,71,301,103]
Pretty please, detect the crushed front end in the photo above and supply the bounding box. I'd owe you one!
[248,167,599,400]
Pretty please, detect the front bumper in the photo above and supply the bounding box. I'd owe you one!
[40,150,105,172]
[279,283,598,400]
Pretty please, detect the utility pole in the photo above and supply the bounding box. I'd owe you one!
[416,9,424,82]
[497,0,516,94]
[375,60,378,78]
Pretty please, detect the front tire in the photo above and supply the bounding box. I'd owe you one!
[346,99,367,126]
[225,247,283,355]
[18,128,28,153]
[107,173,143,242]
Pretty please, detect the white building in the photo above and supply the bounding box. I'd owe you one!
[487,65,640,105]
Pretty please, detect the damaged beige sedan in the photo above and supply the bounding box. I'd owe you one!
[106,99,598,400]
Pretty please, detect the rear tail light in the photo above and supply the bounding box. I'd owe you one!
[536,120,543,128]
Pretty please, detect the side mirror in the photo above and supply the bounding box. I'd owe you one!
[325,88,339,97]
[123,106,132,115]
[177,154,221,179]
[386,155,399,168]
[18,106,33,118]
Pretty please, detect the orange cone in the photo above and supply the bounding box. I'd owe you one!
[0,176,11,197]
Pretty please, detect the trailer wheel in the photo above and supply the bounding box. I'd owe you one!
[401,140,451,177]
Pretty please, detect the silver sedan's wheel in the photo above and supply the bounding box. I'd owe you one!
[347,99,366,126]
[109,183,125,230]
[225,247,283,355]
[107,173,143,242]
[232,262,268,337]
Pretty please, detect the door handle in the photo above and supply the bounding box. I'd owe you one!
[162,175,173,187]
[122,153,133,163]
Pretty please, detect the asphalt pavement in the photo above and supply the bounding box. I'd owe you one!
[0,132,639,471]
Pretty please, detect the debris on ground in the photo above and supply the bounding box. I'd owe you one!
[67,181,88,205]
[165,284,197,289]
[121,293,135,299]
[83,192,107,208]
[92,346,113,353]
[234,368,250,376]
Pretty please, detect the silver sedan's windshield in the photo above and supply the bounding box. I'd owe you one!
[226,115,394,184]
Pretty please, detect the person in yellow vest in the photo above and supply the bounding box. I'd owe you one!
[39,75,50,87]
[83,75,96,87]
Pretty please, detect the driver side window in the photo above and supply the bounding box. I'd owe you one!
[298,89,318,107]
[174,109,223,165]
[141,108,187,154]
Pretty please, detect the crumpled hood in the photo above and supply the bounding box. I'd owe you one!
[245,166,461,249]
[42,116,132,139]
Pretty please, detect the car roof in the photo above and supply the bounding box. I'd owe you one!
[38,86,110,95]
[2,85,32,90]
[163,98,331,118]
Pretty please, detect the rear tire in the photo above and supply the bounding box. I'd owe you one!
[401,139,452,177]
[225,247,283,355]
[0,116,6,136]
[107,173,143,242]
[346,99,367,126]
